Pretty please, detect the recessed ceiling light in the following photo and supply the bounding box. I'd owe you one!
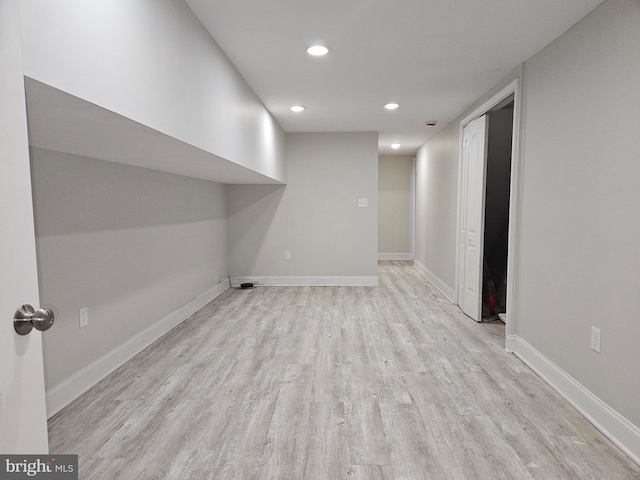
[385,103,400,110]
[290,105,306,112]
[391,143,401,149]
[307,45,329,56]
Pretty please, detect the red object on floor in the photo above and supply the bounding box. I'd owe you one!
[487,293,496,315]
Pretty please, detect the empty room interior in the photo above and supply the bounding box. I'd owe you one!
[2,0,640,478]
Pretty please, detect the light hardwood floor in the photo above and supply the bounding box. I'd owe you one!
[48,261,640,479]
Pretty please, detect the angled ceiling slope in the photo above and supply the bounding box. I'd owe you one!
[25,78,283,185]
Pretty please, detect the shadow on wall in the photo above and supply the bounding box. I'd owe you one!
[30,148,228,236]
[227,184,286,276]
[30,148,231,389]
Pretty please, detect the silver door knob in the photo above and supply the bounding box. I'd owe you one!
[14,304,55,336]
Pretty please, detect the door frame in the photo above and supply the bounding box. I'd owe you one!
[455,78,523,352]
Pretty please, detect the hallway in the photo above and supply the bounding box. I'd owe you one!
[48,262,640,479]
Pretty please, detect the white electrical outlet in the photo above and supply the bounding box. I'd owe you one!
[590,326,601,353]
[79,307,89,328]
[284,250,291,260]
[358,198,368,208]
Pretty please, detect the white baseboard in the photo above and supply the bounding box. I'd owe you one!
[413,260,456,303]
[45,280,230,418]
[505,333,518,354]
[378,253,414,261]
[230,276,379,287]
[513,336,640,466]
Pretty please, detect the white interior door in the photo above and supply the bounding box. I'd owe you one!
[460,115,488,322]
[458,126,470,306]
[0,0,49,454]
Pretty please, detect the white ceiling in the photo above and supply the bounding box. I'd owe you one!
[185,0,604,155]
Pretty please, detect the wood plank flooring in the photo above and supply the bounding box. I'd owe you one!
[48,261,640,479]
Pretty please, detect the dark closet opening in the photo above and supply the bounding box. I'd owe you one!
[482,97,514,322]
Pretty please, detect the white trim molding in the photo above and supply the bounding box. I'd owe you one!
[513,336,640,466]
[378,253,414,261]
[45,280,230,418]
[413,260,456,303]
[505,333,518,354]
[455,76,524,342]
[230,276,379,287]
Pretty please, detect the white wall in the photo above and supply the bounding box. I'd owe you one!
[31,149,228,391]
[516,0,640,428]
[414,0,640,455]
[228,132,379,285]
[19,0,285,183]
[415,123,460,288]
[378,155,413,258]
